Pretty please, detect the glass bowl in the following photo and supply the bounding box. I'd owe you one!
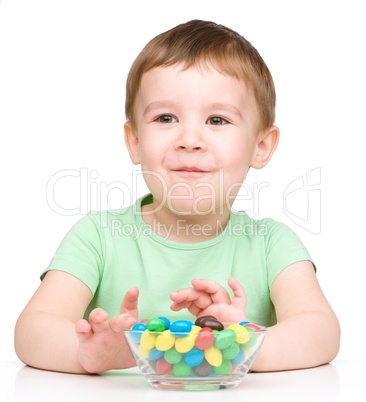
[123,323,266,390]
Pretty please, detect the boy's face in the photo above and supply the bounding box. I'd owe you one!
[126,63,269,216]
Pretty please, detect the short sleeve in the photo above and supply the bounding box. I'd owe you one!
[264,219,315,289]
[41,213,105,296]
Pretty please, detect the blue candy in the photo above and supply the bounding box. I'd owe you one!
[158,316,170,330]
[170,320,193,337]
[184,347,204,367]
[239,321,250,326]
[148,348,164,361]
[130,323,147,343]
[232,347,245,365]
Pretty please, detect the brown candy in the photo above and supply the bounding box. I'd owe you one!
[193,358,212,377]
[195,315,224,331]
[195,315,217,327]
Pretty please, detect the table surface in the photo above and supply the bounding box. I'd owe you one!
[1,359,365,401]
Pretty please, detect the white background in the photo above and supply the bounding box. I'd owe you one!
[1,0,365,363]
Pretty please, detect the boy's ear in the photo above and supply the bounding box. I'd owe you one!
[250,125,280,169]
[124,122,140,165]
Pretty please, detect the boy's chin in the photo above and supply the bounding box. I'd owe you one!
[166,199,221,217]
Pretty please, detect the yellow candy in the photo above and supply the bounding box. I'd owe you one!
[140,330,156,350]
[204,345,223,367]
[155,330,175,351]
[190,325,202,334]
[228,324,250,344]
[242,347,252,356]
[138,344,152,359]
[175,334,196,353]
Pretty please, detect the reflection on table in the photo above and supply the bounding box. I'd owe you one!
[14,362,341,402]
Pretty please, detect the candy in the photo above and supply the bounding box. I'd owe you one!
[190,325,202,334]
[222,341,240,360]
[193,359,213,377]
[173,360,192,377]
[164,347,182,364]
[231,363,238,373]
[158,316,170,330]
[195,315,217,327]
[129,323,147,343]
[227,324,250,344]
[148,347,164,361]
[195,327,215,350]
[241,328,258,348]
[140,330,156,350]
[195,316,224,331]
[242,347,252,357]
[243,322,262,331]
[170,320,193,337]
[146,318,165,332]
[232,347,245,365]
[138,344,152,359]
[129,316,262,380]
[156,357,173,375]
[214,329,236,349]
[204,345,223,367]
[213,359,232,375]
[184,347,204,367]
[155,330,176,351]
[175,333,196,353]
[149,359,157,371]
[140,319,149,325]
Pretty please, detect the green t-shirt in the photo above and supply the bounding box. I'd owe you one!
[42,194,314,327]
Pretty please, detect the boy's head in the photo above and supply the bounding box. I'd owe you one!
[125,19,276,133]
[124,20,279,218]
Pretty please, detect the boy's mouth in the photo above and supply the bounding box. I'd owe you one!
[173,166,209,173]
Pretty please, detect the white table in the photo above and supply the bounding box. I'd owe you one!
[1,360,365,401]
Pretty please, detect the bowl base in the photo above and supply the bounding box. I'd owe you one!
[148,374,244,391]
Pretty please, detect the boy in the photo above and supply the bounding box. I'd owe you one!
[14,20,340,374]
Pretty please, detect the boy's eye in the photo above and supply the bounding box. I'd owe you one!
[156,115,177,123]
[207,116,228,125]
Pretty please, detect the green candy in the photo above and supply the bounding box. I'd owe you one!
[173,360,192,377]
[241,328,258,349]
[164,347,182,364]
[222,341,240,360]
[213,359,232,375]
[214,329,236,349]
[146,318,165,332]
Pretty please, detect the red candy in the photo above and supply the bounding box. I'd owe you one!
[140,319,149,325]
[156,357,173,374]
[244,323,261,331]
[195,327,215,350]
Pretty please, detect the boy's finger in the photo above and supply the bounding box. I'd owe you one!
[75,319,92,342]
[120,287,139,317]
[191,278,231,304]
[88,308,110,334]
[110,313,138,332]
[186,303,203,317]
[170,301,202,317]
[228,276,247,311]
[170,300,192,312]
[170,288,211,307]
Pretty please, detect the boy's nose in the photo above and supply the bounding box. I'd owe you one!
[175,126,208,152]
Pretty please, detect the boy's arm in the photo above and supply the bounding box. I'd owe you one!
[250,260,340,371]
[15,270,92,373]
[14,270,138,374]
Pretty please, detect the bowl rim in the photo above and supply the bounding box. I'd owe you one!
[122,327,267,335]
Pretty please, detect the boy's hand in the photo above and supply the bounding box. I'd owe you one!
[170,276,247,323]
[75,287,139,373]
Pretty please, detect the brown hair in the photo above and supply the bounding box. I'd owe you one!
[125,20,276,132]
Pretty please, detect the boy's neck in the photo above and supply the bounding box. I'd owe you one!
[140,202,231,244]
